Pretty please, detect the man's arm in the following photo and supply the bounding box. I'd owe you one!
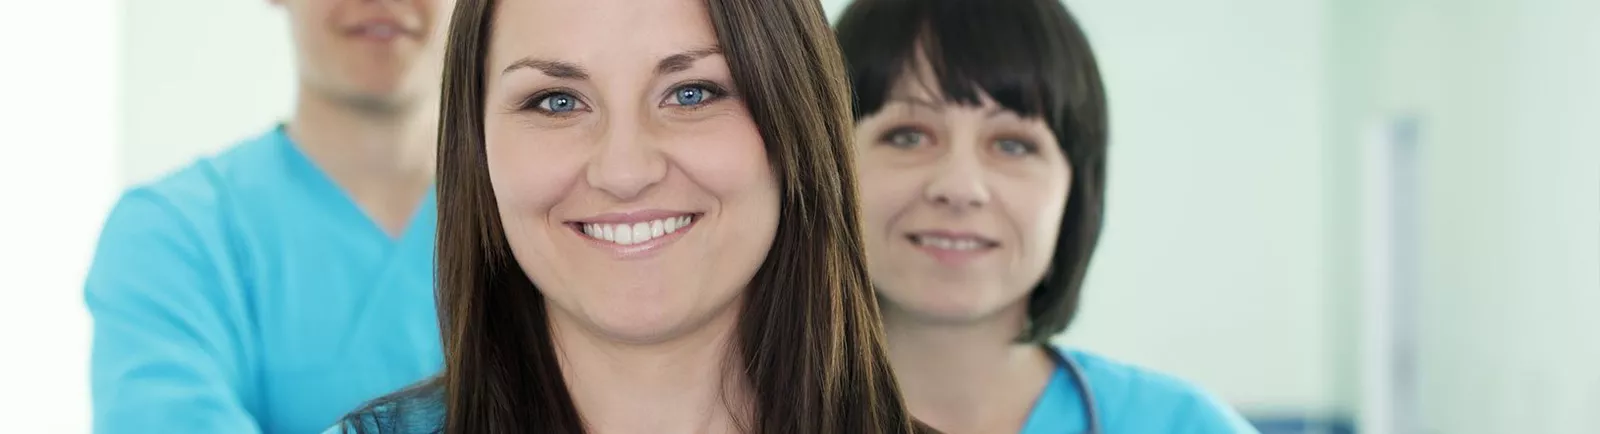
[84,189,261,434]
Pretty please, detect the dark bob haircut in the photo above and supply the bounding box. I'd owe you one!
[835,0,1108,343]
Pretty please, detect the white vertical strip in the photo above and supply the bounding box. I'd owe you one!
[0,0,119,433]
[1359,116,1422,434]
[1358,117,1397,434]
[1389,117,1421,434]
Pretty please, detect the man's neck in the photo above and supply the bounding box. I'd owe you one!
[552,303,750,434]
[883,302,1056,434]
[285,86,436,237]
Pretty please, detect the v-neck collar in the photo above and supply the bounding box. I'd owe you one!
[272,124,436,247]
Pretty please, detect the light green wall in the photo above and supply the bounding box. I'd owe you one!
[1333,0,1600,432]
[119,0,294,185]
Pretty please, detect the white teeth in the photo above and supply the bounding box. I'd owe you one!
[916,235,988,251]
[363,24,398,38]
[630,223,649,243]
[666,215,691,234]
[582,216,695,246]
[615,224,634,244]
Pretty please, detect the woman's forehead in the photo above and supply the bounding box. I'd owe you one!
[486,0,718,74]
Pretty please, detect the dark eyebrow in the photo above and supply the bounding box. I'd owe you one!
[888,96,944,112]
[501,58,589,79]
[655,47,723,75]
[888,96,1007,118]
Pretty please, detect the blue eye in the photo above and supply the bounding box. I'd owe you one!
[882,128,928,149]
[535,92,585,113]
[668,85,707,105]
[662,82,732,108]
[996,139,1037,156]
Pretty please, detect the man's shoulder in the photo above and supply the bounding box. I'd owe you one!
[88,127,295,288]
[115,127,294,231]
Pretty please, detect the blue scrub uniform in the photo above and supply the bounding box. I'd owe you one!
[316,347,1265,434]
[85,126,443,434]
[1023,347,1259,433]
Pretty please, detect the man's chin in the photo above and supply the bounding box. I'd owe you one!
[338,88,416,116]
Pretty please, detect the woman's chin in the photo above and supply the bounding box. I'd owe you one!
[881,290,1025,327]
[590,318,694,345]
[562,303,733,346]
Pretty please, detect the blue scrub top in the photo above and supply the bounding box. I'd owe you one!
[1022,347,1259,433]
[85,126,443,434]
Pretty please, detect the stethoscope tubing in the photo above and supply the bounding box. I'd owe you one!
[1046,346,1101,434]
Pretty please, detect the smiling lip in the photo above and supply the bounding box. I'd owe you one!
[342,18,422,41]
[568,210,702,260]
[906,229,999,266]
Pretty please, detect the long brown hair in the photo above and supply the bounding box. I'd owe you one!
[337,0,927,433]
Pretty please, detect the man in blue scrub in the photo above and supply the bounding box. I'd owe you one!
[84,1,454,433]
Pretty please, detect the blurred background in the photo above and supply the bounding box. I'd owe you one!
[1,0,1594,432]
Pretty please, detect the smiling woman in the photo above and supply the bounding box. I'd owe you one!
[836,0,1256,433]
[328,0,928,433]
